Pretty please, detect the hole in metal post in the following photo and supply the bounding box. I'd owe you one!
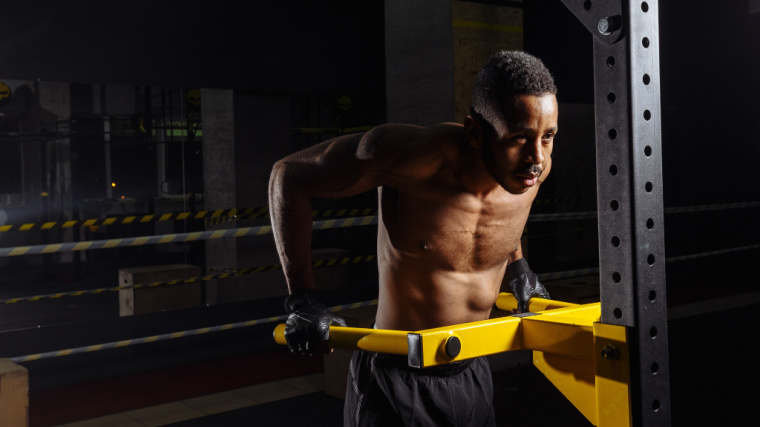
[607,92,616,103]
[650,326,658,338]
[642,2,649,12]
[610,200,619,211]
[653,400,661,412]
[608,128,617,140]
[645,145,652,156]
[612,272,621,283]
[611,236,620,247]
[613,308,623,319]
[644,110,652,120]
[642,37,650,48]
[651,362,659,374]
[609,165,618,175]
[647,218,654,229]
[643,74,651,85]
[648,254,655,265]
[646,182,653,192]
[648,290,657,301]
[584,0,592,10]
[607,56,615,67]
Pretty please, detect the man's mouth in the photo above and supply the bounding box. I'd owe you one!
[517,174,539,187]
[515,165,542,187]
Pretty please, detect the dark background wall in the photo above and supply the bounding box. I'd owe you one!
[0,0,385,94]
[524,0,760,304]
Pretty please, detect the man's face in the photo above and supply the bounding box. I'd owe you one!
[480,94,558,195]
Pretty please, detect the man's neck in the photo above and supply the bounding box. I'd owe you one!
[449,141,501,197]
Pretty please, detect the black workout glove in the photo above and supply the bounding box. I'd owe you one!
[283,289,347,354]
[507,258,550,313]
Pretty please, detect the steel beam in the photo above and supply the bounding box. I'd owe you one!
[560,0,671,425]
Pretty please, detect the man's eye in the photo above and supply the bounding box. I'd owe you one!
[512,134,527,142]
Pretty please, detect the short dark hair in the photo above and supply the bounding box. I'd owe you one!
[471,51,557,132]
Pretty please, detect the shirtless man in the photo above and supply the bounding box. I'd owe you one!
[269,51,557,426]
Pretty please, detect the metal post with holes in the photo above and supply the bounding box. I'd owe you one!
[559,0,671,425]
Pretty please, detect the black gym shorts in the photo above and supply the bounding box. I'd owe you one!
[344,350,496,426]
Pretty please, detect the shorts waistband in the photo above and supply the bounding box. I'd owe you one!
[370,351,477,376]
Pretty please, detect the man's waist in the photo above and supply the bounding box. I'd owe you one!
[365,350,478,376]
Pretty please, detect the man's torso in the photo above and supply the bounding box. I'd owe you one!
[374,162,538,330]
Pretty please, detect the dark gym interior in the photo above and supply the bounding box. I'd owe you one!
[0,1,758,426]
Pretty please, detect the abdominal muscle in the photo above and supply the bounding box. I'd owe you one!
[373,226,512,331]
[373,181,531,331]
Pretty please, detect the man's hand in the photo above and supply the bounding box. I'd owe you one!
[283,289,347,354]
[507,258,550,313]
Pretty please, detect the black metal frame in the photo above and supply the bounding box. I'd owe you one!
[560,1,671,425]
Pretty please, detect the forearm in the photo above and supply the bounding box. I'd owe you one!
[508,241,524,264]
[269,161,317,293]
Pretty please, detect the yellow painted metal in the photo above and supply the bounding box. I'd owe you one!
[335,326,409,354]
[533,350,597,425]
[414,316,523,367]
[530,302,601,321]
[520,303,601,360]
[273,323,287,345]
[522,316,595,360]
[274,301,600,367]
[495,292,580,312]
[594,323,632,427]
[272,300,631,426]
[273,324,409,355]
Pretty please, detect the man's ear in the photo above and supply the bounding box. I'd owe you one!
[464,115,483,149]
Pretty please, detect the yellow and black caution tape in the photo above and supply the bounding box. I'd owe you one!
[5,200,757,233]
[0,207,267,233]
[8,242,760,362]
[2,201,758,255]
[10,298,379,363]
[0,255,376,304]
[0,206,378,232]
[0,216,378,257]
[205,207,378,226]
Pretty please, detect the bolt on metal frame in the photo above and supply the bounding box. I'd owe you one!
[559,0,671,425]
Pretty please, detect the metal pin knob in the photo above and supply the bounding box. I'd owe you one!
[445,336,461,358]
[600,344,620,360]
[598,15,622,35]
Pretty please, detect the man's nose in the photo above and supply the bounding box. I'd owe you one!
[526,139,545,165]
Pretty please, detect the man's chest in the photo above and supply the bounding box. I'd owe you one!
[380,183,534,271]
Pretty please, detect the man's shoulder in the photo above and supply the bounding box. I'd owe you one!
[362,123,462,183]
[372,122,462,141]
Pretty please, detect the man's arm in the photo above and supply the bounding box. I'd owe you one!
[268,124,445,352]
[268,132,372,294]
[268,124,443,294]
